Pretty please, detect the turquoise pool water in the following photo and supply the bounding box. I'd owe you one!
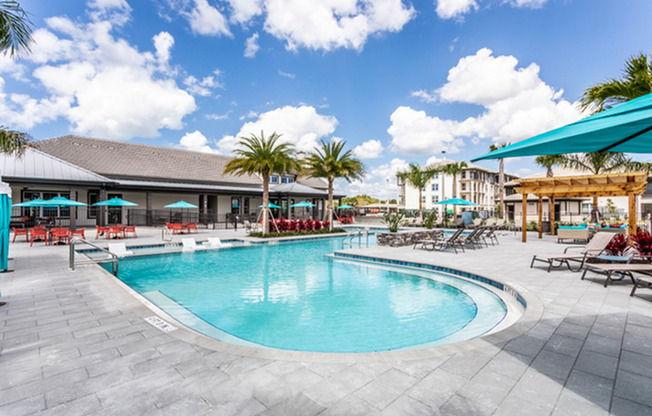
[106,237,507,352]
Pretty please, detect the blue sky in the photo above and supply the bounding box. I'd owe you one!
[3,0,652,198]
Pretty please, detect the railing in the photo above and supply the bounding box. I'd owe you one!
[341,228,370,249]
[69,237,119,275]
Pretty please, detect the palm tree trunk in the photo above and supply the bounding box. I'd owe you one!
[418,188,423,219]
[328,177,334,231]
[262,175,269,235]
[452,174,458,218]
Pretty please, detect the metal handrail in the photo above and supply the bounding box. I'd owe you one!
[69,237,119,275]
[341,228,370,249]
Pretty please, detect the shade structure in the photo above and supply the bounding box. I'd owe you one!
[435,197,479,206]
[12,198,47,207]
[94,197,139,207]
[41,196,87,207]
[337,204,355,209]
[472,92,652,162]
[0,183,10,272]
[258,203,280,209]
[164,200,198,209]
[290,201,316,208]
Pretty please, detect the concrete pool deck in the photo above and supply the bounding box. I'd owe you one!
[1,226,652,415]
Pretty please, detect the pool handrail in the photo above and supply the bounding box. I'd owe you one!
[70,237,120,275]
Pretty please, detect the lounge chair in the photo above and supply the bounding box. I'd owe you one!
[530,232,615,272]
[484,226,499,245]
[420,228,465,253]
[181,238,207,252]
[580,261,652,287]
[108,242,133,258]
[206,237,233,248]
[414,228,462,251]
[631,272,652,297]
[458,227,482,250]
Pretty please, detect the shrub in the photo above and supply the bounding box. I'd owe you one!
[422,210,438,230]
[382,211,408,233]
[632,230,652,257]
[606,234,629,256]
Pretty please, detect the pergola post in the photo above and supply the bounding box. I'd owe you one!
[522,193,528,243]
[538,195,542,239]
[550,195,556,236]
[629,193,637,236]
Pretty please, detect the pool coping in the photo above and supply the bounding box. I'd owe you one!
[88,239,544,363]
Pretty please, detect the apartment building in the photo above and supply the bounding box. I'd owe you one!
[397,159,517,216]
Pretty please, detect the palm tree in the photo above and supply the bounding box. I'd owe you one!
[489,143,509,220]
[306,139,365,231]
[0,127,29,154]
[535,154,567,177]
[439,161,468,218]
[396,163,438,220]
[0,1,33,56]
[223,131,300,235]
[580,53,652,113]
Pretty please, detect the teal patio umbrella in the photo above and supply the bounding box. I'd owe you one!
[164,200,198,209]
[259,202,280,208]
[290,201,316,208]
[436,198,479,226]
[42,197,87,227]
[0,185,10,273]
[472,92,652,161]
[337,204,355,209]
[94,197,138,207]
[12,198,47,207]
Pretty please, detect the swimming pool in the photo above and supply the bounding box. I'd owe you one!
[103,236,509,353]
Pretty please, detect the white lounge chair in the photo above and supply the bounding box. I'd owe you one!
[206,237,233,248]
[530,232,615,272]
[108,242,133,258]
[181,238,207,252]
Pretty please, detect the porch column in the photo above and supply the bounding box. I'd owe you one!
[550,196,556,236]
[522,193,528,243]
[146,192,152,226]
[538,195,542,239]
[629,193,637,236]
[69,188,77,229]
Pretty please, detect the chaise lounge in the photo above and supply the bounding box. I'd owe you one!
[530,231,615,272]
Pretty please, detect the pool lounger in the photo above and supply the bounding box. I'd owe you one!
[581,262,652,288]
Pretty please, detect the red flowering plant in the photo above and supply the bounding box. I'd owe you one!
[313,220,322,231]
[631,230,652,258]
[606,234,629,256]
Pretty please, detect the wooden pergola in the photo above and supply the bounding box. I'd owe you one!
[514,172,648,242]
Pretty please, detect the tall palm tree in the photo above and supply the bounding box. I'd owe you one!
[223,131,300,235]
[0,1,33,56]
[489,143,509,220]
[306,139,365,231]
[396,163,438,220]
[580,53,652,113]
[535,154,567,177]
[439,161,468,218]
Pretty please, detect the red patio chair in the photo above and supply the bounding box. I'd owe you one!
[185,223,197,234]
[107,226,122,239]
[71,227,86,239]
[123,225,137,238]
[171,223,184,234]
[12,227,29,243]
[95,225,108,239]
[30,227,48,246]
[51,228,70,245]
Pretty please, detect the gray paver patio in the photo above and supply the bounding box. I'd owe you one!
[1,226,652,415]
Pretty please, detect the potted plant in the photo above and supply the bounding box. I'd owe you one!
[382,211,408,233]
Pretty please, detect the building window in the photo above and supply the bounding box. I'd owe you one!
[461,172,466,179]
[461,184,466,191]
[269,175,279,183]
[87,191,99,219]
[421,195,426,202]
[434,173,439,179]
[281,176,294,183]
[431,184,439,191]
[432,196,439,203]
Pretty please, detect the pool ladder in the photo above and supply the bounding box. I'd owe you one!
[69,237,120,276]
[341,229,370,249]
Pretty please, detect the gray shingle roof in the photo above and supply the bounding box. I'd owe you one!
[0,147,113,184]
[36,135,328,190]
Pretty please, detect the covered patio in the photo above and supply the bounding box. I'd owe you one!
[514,172,648,242]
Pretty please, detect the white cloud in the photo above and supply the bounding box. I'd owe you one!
[411,89,437,103]
[153,32,174,67]
[179,130,219,153]
[343,157,407,198]
[184,70,223,96]
[436,0,478,20]
[0,4,198,139]
[393,48,583,155]
[278,70,295,79]
[352,139,383,159]
[505,0,549,8]
[184,0,231,36]
[244,33,260,58]
[217,105,338,153]
[228,0,264,24]
[261,0,414,51]
[388,106,464,155]
[206,112,229,120]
